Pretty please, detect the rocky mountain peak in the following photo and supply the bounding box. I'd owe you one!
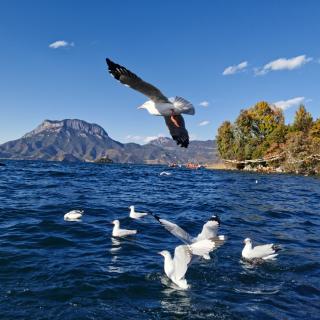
[23,119,109,139]
[148,136,173,146]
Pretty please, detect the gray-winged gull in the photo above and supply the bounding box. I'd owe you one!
[153,214,226,259]
[242,238,281,261]
[112,219,137,237]
[106,58,195,148]
[129,205,148,220]
[64,210,84,221]
[158,239,218,289]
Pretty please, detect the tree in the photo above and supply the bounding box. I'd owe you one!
[216,121,235,159]
[292,105,313,133]
[233,101,285,159]
[309,118,320,140]
[216,101,318,174]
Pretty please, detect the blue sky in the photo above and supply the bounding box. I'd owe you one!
[1,0,320,144]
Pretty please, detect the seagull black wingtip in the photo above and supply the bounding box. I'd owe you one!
[151,213,161,222]
[106,58,113,65]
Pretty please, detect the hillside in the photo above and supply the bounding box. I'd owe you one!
[0,119,218,164]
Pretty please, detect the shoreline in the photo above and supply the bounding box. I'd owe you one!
[1,158,319,176]
[205,162,319,176]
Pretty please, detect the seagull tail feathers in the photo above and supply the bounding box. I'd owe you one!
[170,97,195,115]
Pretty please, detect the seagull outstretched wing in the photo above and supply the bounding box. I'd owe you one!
[153,214,193,244]
[173,245,193,281]
[106,58,169,103]
[164,115,189,148]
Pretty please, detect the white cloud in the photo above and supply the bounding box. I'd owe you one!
[222,61,248,75]
[49,40,74,49]
[125,135,143,142]
[125,133,165,144]
[255,55,312,75]
[143,134,165,143]
[189,133,197,140]
[273,96,305,110]
[199,120,210,126]
[199,100,209,107]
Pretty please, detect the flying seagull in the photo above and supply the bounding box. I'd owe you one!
[242,238,281,261]
[111,219,137,237]
[159,239,218,289]
[153,214,226,259]
[106,58,195,148]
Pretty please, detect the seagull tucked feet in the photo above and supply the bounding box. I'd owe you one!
[153,214,226,259]
[106,58,195,148]
[129,205,148,220]
[64,210,84,221]
[158,239,218,290]
[242,238,281,262]
[112,219,137,238]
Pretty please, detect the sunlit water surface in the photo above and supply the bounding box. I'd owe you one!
[0,161,319,319]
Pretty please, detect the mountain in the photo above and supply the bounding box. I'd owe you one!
[0,119,218,164]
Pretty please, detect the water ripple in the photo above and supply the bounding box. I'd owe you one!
[0,160,319,319]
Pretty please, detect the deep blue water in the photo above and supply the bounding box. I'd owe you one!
[0,161,319,319]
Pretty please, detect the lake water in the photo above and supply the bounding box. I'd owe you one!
[0,161,319,319]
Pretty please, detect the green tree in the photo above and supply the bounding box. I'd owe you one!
[216,101,318,174]
[309,118,320,139]
[291,105,313,133]
[216,121,235,159]
[234,101,285,159]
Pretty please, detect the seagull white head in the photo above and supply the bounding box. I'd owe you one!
[129,205,134,210]
[158,250,170,258]
[112,220,120,226]
[243,238,252,245]
[209,215,221,225]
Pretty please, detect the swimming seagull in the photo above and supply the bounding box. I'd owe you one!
[64,210,84,221]
[153,214,226,259]
[242,238,281,261]
[159,239,218,289]
[111,219,137,237]
[129,205,148,220]
[106,58,195,148]
[160,171,172,176]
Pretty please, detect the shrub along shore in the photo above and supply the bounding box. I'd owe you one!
[216,102,320,175]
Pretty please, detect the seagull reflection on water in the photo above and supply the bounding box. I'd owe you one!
[160,282,191,315]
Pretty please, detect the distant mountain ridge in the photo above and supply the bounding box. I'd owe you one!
[0,119,218,164]
[23,119,109,139]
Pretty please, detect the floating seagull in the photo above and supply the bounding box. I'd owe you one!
[153,214,226,259]
[160,171,172,176]
[242,238,281,261]
[112,219,137,237]
[159,239,218,289]
[129,205,148,220]
[64,210,84,221]
[106,58,195,148]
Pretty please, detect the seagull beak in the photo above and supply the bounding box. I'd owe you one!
[157,251,162,255]
[137,106,144,109]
